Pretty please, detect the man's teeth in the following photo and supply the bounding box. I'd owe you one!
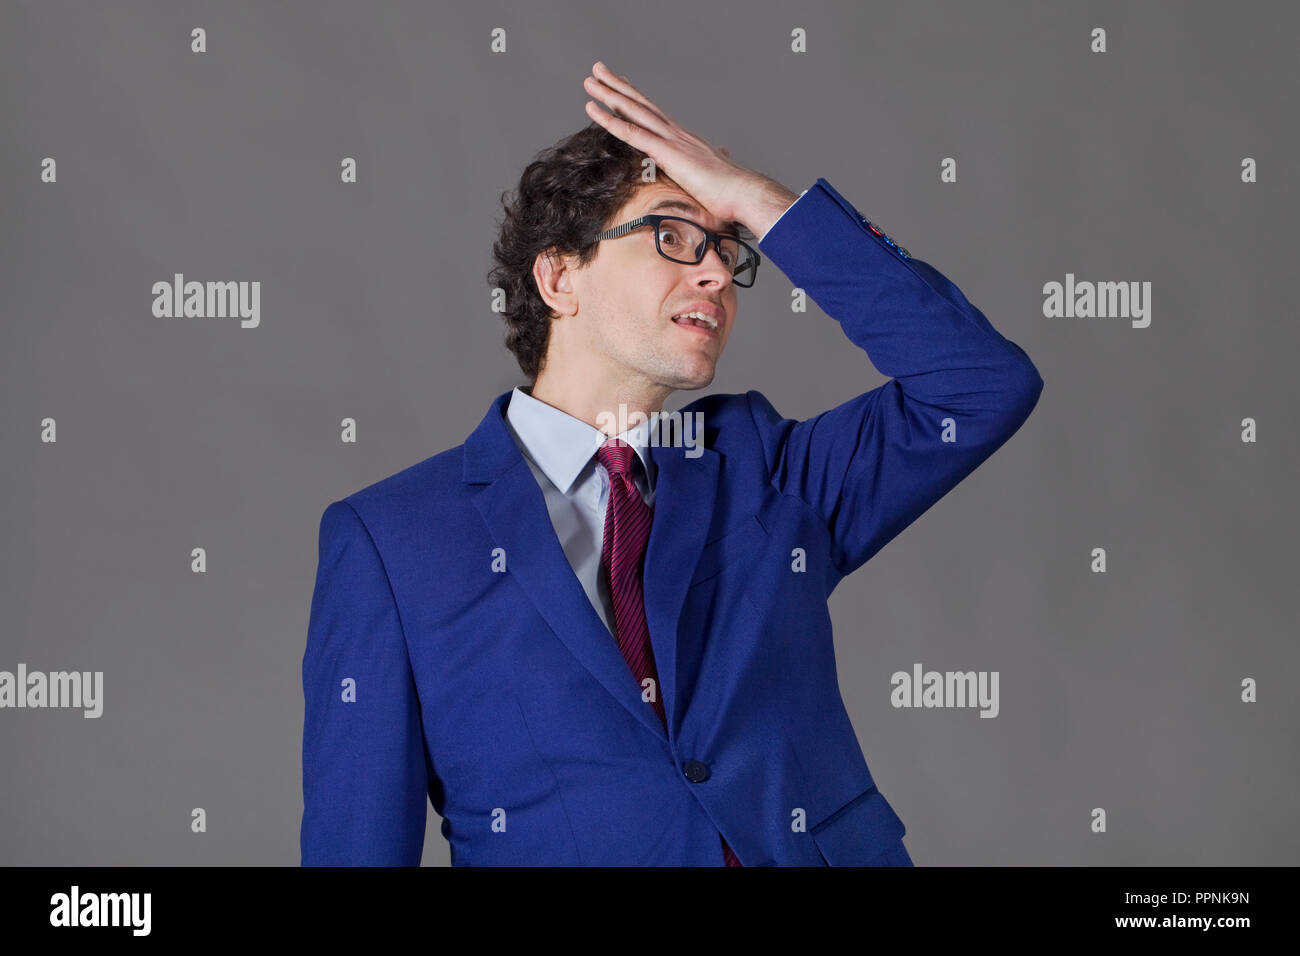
[674,311,717,329]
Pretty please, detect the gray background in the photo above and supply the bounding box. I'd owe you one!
[2,0,1296,865]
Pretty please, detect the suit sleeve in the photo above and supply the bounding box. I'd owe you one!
[301,499,429,865]
[749,178,1044,581]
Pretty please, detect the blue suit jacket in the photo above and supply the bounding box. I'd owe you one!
[301,178,1044,866]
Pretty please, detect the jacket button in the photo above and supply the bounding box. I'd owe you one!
[682,760,711,783]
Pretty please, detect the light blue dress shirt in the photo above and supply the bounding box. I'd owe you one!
[504,385,658,637]
[503,188,807,637]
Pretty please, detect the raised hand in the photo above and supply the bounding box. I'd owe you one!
[582,61,765,227]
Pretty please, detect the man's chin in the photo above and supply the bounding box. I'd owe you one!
[678,374,715,391]
[666,362,717,391]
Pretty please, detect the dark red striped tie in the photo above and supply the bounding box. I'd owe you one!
[597,439,742,867]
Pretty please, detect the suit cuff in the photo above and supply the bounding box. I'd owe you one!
[758,188,809,243]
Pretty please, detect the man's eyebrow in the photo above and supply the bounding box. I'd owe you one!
[645,198,742,236]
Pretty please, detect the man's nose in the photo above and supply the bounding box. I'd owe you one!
[690,245,732,285]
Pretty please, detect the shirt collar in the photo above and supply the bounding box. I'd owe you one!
[504,385,657,495]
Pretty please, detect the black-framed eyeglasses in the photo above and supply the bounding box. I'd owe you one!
[595,215,761,288]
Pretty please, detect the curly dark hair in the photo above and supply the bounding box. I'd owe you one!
[486,122,672,382]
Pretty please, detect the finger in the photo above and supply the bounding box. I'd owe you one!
[590,62,672,129]
[584,74,672,138]
[585,81,674,142]
[592,62,658,109]
[585,99,660,153]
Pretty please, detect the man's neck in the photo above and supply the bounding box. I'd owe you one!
[528,371,672,436]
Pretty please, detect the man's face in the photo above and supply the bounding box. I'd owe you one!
[560,179,740,392]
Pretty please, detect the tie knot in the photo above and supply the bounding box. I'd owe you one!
[596,438,638,478]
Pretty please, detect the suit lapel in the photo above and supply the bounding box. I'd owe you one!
[643,442,719,733]
[462,391,722,742]
[462,392,668,743]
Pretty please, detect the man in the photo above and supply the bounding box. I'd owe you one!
[301,62,1043,866]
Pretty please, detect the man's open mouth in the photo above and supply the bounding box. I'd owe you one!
[671,310,719,332]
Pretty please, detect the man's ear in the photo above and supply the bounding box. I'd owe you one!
[533,247,578,318]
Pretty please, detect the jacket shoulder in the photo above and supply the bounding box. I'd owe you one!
[678,390,771,432]
[314,443,468,538]
[674,390,787,477]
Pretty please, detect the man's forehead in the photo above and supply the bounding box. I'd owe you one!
[634,186,741,235]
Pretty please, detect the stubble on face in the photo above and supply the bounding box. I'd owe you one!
[579,180,734,395]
